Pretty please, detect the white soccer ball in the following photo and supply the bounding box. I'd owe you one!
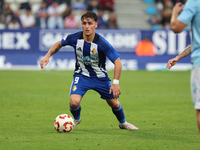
[54,114,74,132]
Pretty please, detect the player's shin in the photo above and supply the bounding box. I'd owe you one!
[112,102,126,123]
[69,103,81,120]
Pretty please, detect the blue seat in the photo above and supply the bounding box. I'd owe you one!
[143,0,155,4]
[151,25,162,30]
[145,6,158,15]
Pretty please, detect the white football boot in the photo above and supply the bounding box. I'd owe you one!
[119,122,138,130]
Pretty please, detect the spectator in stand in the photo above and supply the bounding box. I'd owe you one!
[62,0,71,7]
[148,15,161,26]
[156,0,164,13]
[20,2,31,10]
[43,0,62,7]
[163,21,171,30]
[99,0,115,12]
[7,11,22,29]
[135,36,156,56]
[5,3,14,26]
[35,1,48,28]
[161,0,173,28]
[85,0,91,6]
[0,0,4,14]
[106,11,118,29]
[62,5,71,19]
[97,8,106,29]
[0,14,5,29]
[87,0,101,14]
[20,8,35,28]
[64,11,78,29]
[71,0,86,10]
[47,1,64,29]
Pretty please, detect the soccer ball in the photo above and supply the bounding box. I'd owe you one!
[54,114,74,132]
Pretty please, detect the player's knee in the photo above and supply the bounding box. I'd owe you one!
[107,100,119,109]
[70,100,79,109]
[112,103,119,109]
[70,95,82,108]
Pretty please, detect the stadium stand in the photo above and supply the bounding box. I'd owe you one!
[3,0,174,29]
[143,0,163,30]
[114,0,150,29]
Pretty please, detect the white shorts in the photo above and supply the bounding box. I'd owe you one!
[191,67,200,110]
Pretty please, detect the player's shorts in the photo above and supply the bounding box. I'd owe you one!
[69,74,114,100]
[191,67,200,110]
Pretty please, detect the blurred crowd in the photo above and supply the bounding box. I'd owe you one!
[0,0,118,29]
[148,0,186,30]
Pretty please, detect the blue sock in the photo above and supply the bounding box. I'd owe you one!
[112,102,126,123]
[69,104,81,120]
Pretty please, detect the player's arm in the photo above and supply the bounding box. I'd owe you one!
[113,57,122,81]
[170,2,187,33]
[109,57,122,98]
[166,45,192,69]
[40,40,62,69]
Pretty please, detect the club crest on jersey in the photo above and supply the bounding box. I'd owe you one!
[92,48,96,54]
[72,85,77,91]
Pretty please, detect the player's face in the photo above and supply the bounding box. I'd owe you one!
[81,17,97,36]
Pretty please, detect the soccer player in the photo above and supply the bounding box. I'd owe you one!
[40,11,138,130]
[166,0,200,133]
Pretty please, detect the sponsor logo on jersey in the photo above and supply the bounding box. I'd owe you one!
[76,54,99,62]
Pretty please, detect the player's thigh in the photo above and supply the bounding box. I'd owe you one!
[94,78,114,100]
[70,74,93,97]
[191,67,200,110]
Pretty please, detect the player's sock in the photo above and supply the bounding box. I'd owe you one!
[69,104,81,120]
[112,102,126,123]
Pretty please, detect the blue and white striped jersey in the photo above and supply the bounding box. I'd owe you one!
[61,31,120,78]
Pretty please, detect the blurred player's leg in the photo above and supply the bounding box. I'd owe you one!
[196,110,200,133]
[191,67,200,132]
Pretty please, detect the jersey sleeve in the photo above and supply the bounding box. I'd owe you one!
[177,0,198,25]
[61,35,73,46]
[106,45,120,63]
[99,36,120,63]
[61,32,81,46]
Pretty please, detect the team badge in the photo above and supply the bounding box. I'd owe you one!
[72,85,77,91]
[92,48,96,54]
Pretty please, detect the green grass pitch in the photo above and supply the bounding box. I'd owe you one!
[0,70,200,150]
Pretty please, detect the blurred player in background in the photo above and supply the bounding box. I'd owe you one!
[166,0,200,132]
[40,11,138,130]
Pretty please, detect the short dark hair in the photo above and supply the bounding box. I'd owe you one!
[81,11,97,22]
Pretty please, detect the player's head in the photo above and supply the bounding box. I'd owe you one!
[81,11,98,37]
[81,11,97,22]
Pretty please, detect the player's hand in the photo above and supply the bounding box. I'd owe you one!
[173,2,184,14]
[166,56,179,69]
[40,56,49,69]
[109,84,121,99]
